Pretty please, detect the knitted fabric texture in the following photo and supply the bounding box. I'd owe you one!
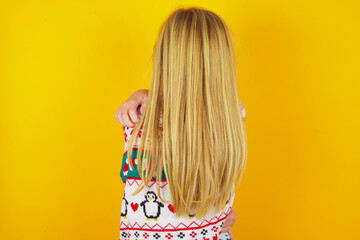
[119,102,245,240]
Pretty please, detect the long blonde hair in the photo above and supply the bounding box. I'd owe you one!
[126,6,247,219]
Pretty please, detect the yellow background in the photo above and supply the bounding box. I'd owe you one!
[1,0,359,239]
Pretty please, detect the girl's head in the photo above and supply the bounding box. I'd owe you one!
[127,6,247,219]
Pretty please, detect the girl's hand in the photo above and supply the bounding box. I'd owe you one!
[114,89,149,128]
[228,230,234,240]
[219,207,237,238]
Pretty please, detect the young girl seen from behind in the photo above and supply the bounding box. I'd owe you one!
[119,6,247,240]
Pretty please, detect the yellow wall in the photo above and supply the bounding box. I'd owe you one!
[1,1,359,239]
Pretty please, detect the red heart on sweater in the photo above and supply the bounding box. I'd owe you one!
[168,204,176,213]
[130,202,138,212]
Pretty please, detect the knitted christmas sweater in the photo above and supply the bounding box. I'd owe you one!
[119,102,246,240]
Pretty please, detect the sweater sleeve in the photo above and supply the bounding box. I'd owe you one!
[121,125,137,176]
[122,124,143,152]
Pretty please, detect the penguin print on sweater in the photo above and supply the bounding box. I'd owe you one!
[140,191,164,221]
[121,192,129,219]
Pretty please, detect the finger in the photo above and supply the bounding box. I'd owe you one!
[222,219,230,227]
[229,207,234,214]
[141,94,148,104]
[221,219,235,233]
[139,102,146,114]
[221,221,230,232]
[223,217,234,227]
[129,107,140,123]
[121,111,136,128]
[117,115,125,126]
[221,226,230,233]
[115,111,123,125]
[114,106,124,124]
[229,230,234,240]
